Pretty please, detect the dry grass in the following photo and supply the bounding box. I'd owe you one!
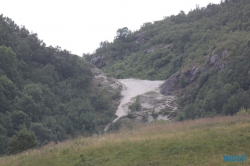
[1,115,250,166]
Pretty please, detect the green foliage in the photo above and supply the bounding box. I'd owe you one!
[0,14,120,155]
[8,128,38,154]
[142,111,148,122]
[179,74,188,88]
[151,107,158,119]
[129,95,141,111]
[0,46,17,79]
[116,27,131,40]
[127,111,135,119]
[11,110,31,131]
[237,107,250,115]
[30,123,55,145]
[2,116,250,166]
[108,120,122,131]
[88,0,250,120]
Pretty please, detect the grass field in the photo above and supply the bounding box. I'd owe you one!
[0,115,250,166]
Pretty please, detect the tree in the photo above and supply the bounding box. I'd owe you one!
[30,123,55,145]
[8,128,38,154]
[116,27,131,40]
[0,135,7,155]
[0,46,17,79]
[11,110,31,131]
[17,94,42,122]
[129,95,141,111]
[23,84,44,103]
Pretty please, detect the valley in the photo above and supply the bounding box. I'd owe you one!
[1,0,250,165]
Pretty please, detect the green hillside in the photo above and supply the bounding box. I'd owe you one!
[1,0,250,161]
[87,0,250,120]
[0,115,249,166]
[0,15,120,155]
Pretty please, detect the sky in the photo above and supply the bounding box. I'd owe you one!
[0,0,222,56]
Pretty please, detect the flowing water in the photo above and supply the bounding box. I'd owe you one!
[104,79,164,131]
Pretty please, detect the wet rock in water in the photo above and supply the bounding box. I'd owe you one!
[106,79,178,131]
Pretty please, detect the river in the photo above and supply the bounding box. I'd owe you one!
[104,78,164,131]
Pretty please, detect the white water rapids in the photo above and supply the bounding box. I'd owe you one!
[104,78,164,131]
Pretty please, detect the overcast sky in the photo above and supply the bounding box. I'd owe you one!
[0,0,221,56]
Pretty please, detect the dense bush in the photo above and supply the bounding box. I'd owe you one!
[0,15,118,155]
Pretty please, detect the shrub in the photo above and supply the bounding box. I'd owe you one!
[8,128,38,154]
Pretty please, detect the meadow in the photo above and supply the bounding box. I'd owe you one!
[0,115,250,166]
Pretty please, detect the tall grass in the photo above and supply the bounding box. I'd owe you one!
[1,115,250,166]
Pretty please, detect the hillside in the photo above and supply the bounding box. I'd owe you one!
[86,0,250,120]
[0,115,249,165]
[0,15,122,155]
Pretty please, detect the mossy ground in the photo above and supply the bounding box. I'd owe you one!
[1,115,250,166]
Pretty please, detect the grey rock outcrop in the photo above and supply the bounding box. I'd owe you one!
[209,54,219,65]
[146,44,173,53]
[209,49,228,70]
[160,72,180,95]
[188,66,200,83]
[134,32,147,45]
[160,66,201,95]
[91,56,101,64]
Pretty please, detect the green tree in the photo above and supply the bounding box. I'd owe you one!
[11,110,31,131]
[17,94,42,122]
[23,84,44,103]
[30,123,55,145]
[8,128,38,154]
[116,27,131,40]
[0,46,17,79]
[129,95,141,111]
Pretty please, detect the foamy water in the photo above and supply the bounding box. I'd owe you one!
[104,79,164,131]
[114,79,164,121]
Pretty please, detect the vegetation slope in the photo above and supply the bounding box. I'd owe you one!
[0,114,250,166]
[0,15,120,155]
[86,0,250,120]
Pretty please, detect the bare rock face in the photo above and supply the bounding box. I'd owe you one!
[91,56,101,64]
[91,68,122,93]
[209,54,219,65]
[209,49,229,70]
[160,66,201,95]
[90,55,107,68]
[146,44,173,53]
[189,66,200,83]
[134,32,147,45]
[160,72,180,95]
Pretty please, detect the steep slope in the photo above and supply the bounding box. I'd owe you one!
[87,0,250,120]
[0,15,121,155]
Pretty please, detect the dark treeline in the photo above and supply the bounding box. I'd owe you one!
[0,15,118,155]
[87,0,250,120]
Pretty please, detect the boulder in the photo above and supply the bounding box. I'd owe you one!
[209,54,218,65]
